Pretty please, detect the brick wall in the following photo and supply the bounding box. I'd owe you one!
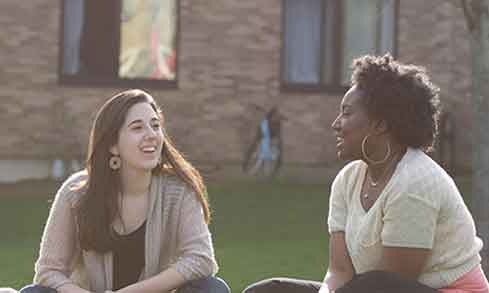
[398,0,472,172]
[0,0,474,179]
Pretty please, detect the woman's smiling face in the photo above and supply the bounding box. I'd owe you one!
[331,85,373,161]
[111,102,164,173]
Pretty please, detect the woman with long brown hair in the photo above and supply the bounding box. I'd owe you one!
[21,89,229,293]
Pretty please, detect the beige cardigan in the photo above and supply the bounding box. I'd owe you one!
[34,171,218,292]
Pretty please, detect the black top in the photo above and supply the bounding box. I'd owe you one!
[112,221,146,290]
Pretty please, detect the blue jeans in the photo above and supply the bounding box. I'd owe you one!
[20,276,230,293]
[242,277,321,293]
[243,271,439,293]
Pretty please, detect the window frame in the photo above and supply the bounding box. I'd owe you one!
[57,0,181,89]
[280,0,399,94]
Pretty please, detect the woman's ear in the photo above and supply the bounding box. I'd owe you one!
[371,119,388,135]
[109,145,119,156]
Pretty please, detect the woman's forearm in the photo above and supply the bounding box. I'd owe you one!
[57,283,92,293]
[116,268,185,293]
[326,232,355,291]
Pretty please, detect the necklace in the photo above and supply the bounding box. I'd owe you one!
[363,151,402,198]
[368,167,389,188]
[363,168,388,199]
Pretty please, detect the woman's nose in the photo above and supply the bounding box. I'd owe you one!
[144,126,157,139]
[331,116,340,130]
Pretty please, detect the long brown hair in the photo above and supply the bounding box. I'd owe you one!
[77,89,210,252]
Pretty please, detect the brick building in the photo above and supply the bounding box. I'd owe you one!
[0,0,472,182]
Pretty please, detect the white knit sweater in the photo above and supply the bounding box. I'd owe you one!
[327,148,483,288]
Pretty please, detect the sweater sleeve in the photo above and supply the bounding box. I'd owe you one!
[170,188,218,281]
[34,172,85,289]
[381,192,440,249]
[328,168,348,233]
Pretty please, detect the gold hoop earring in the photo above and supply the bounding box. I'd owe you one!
[109,155,121,170]
[361,134,391,165]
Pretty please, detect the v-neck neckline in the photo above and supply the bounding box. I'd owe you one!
[356,149,408,214]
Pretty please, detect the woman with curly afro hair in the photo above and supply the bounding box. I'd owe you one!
[242,55,488,293]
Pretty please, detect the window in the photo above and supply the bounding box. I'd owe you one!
[60,0,178,87]
[282,0,398,91]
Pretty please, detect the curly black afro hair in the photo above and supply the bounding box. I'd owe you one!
[351,54,441,151]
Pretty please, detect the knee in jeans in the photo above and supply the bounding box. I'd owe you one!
[179,276,230,293]
[19,285,57,293]
[243,278,283,293]
[209,277,231,293]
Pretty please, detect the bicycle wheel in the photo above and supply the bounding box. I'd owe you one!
[243,138,262,175]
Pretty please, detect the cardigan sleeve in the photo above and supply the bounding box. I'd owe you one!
[34,172,86,289]
[170,187,218,280]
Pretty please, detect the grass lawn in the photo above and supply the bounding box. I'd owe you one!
[0,179,330,292]
[0,175,473,292]
[0,196,52,290]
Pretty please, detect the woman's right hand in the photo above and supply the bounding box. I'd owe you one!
[318,285,330,293]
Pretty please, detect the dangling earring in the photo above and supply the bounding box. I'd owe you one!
[361,134,391,165]
[109,155,121,170]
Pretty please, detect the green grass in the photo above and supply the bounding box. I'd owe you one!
[0,176,474,291]
[0,180,330,292]
[0,197,54,289]
[209,180,329,290]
